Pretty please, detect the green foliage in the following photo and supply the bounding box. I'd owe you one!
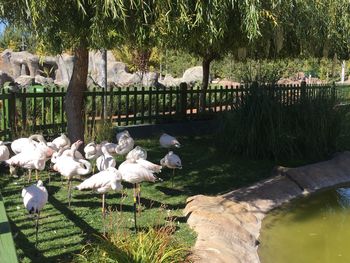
[211,57,346,82]
[75,224,188,263]
[0,25,36,52]
[218,84,350,160]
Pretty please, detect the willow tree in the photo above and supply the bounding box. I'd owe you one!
[162,0,269,109]
[0,0,166,144]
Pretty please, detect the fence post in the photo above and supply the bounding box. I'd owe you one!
[8,90,16,139]
[331,81,336,101]
[180,82,188,120]
[300,80,306,102]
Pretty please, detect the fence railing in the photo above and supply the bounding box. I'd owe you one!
[0,82,349,140]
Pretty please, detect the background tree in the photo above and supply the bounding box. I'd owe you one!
[0,1,151,145]
[162,0,268,109]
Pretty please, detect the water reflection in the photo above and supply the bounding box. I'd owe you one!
[259,187,350,263]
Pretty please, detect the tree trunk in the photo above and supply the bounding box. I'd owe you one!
[65,46,89,149]
[200,58,211,112]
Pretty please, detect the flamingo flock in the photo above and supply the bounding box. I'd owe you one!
[0,130,183,244]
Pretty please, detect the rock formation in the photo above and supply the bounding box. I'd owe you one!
[0,49,204,89]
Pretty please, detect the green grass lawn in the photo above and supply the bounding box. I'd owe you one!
[0,135,299,262]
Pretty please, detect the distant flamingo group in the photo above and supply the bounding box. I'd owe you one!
[0,130,183,244]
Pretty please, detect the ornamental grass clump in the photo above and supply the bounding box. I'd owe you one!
[218,83,349,160]
[76,224,188,263]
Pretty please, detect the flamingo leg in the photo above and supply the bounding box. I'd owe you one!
[35,170,39,181]
[102,193,106,219]
[35,212,40,247]
[28,169,32,183]
[133,183,137,232]
[102,193,106,235]
[137,184,141,215]
[172,169,175,187]
[68,180,72,207]
[120,189,126,212]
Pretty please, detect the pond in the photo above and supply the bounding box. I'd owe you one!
[258,187,350,263]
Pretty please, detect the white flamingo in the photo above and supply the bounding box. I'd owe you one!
[96,143,116,171]
[75,167,123,221]
[126,146,147,162]
[115,133,134,156]
[84,141,117,159]
[0,141,10,161]
[118,159,162,230]
[11,134,47,154]
[22,180,48,246]
[53,140,92,206]
[6,145,50,182]
[159,133,181,150]
[160,151,182,186]
[84,141,101,160]
[51,134,71,149]
[116,130,130,143]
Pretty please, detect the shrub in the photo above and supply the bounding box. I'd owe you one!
[217,83,350,160]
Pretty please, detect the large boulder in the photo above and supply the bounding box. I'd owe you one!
[182,66,203,85]
[0,49,39,78]
[35,75,54,85]
[158,74,182,87]
[55,53,74,87]
[15,75,34,88]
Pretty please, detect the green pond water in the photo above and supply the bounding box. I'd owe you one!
[258,187,350,263]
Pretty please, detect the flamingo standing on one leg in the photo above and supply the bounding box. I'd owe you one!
[160,151,182,187]
[159,133,181,151]
[118,159,162,231]
[115,133,134,156]
[96,143,116,171]
[75,167,123,233]
[53,140,92,207]
[22,180,48,247]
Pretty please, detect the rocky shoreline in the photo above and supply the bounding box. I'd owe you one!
[184,152,350,263]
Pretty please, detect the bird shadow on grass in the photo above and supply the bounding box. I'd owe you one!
[46,250,80,263]
[74,192,123,200]
[48,195,102,243]
[139,197,185,210]
[155,185,187,196]
[9,218,48,262]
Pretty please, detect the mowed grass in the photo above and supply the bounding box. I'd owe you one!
[0,135,284,262]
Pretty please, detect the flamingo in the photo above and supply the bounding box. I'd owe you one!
[51,133,71,149]
[159,133,181,150]
[22,180,48,246]
[75,167,123,226]
[0,141,10,161]
[11,134,47,154]
[160,151,182,187]
[118,159,162,231]
[53,140,92,206]
[126,146,147,162]
[96,143,116,171]
[116,130,130,143]
[115,133,134,156]
[6,145,50,182]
